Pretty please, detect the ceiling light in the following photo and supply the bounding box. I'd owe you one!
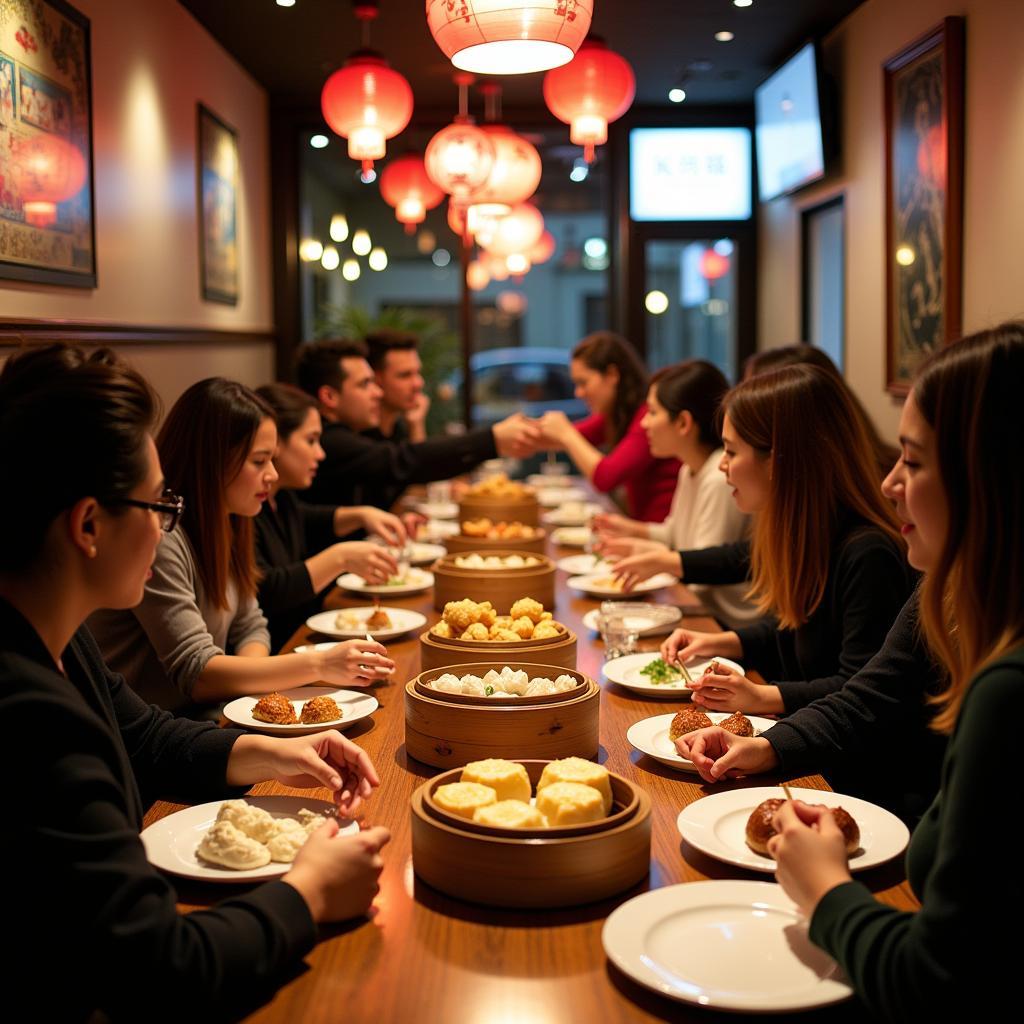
[715,31,735,42]
[583,237,607,260]
[276,0,296,7]
[360,168,377,184]
[669,87,686,103]
[733,0,753,7]
[569,158,589,183]
[310,134,329,149]
[417,230,437,254]
[320,246,340,271]
[352,230,371,256]
[342,258,360,281]
[329,214,349,242]
[895,245,916,266]
[432,248,452,267]
[299,239,323,262]
[506,252,529,275]
[368,247,388,271]
[645,290,669,315]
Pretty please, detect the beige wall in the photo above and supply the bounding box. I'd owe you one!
[757,0,1024,441]
[0,0,274,406]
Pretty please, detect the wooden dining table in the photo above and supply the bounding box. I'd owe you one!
[145,493,919,1023]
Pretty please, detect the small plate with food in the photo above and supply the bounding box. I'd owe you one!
[223,686,379,736]
[141,796,359,883]
[602,881,853,1012]
[306,606,427,641]
[541,502,603,527]
[337,567,434,596]
[551,525,593,548]
[567,572,677,598]
[412,500,458,520]
[369,539,447,565]
[537,486,588,507]
[556,552,611,575]
[582,604,682,637]
[526,472,579,487]
[416,519,461,541]
[675,786,910,874]
[626,709,775,772]
[603,653,744,696]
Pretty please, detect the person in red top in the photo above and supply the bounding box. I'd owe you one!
[537,332,680,522]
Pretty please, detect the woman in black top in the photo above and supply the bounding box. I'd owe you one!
[255,383,410,650]
[657,365,912,714]
[0,345,390,1020]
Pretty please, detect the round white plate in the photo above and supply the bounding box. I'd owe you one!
[603,653,745,696]
[337,568,434,596]
[416,519,461,541]
[551,525,593,548]
[602,881,852,1012]
[676,786,910,874]
[141,796,358,883]
[537,486,588,507]
[567,572,677,598]
[582,606,682,637]
[413,500,458,520]
[223,686,379,736]
[541,503,603,527]
[306,607,428,641]
[526,472,578,486]
[556,553,609,574]
[628,712,775,772]
[369,539,447,565]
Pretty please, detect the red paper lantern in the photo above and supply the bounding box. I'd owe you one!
[478,202,544,256]
[700,249,730,281]
[528,230,556,266]
[425,117,496,199]
[380,154,445,233]
[543,36,635,162]
[12,135,87,228]
[321,52,413,172]
[466,123,541,222]
[466,259,490,291]
[447,198,469,239]
[426,0,592,76]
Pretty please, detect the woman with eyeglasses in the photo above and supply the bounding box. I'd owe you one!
[90,378,395,716]
[0,345,391,1019]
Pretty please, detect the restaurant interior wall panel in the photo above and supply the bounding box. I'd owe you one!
[0,0,274,409]
[756,0,1024,443]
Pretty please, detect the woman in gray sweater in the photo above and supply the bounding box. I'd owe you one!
[91,378,394,715]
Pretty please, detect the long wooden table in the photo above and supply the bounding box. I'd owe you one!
[145,518,918,1023]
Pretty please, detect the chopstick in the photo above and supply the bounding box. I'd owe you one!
[781,782,795,803]
[675,657,694,685]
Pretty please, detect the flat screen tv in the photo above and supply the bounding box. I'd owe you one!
[630,127,752,221]
[755,42,828,201]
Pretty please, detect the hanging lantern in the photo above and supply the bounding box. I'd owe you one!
[479,202,544,257]
[426,0,592,76]
[484,251,510,281]
[543,36,636,162]
[379,153,445,232]
[425,116,496,199]
[505,252,530,275]
[465,122,542,223]
[700,249,730,280]
[447,198,470,240]
[466,259,490,291]
[529,230,556,266]
[12,135,87,227]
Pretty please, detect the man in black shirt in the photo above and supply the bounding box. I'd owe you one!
[297,338,540,509]
[364,329,430,443]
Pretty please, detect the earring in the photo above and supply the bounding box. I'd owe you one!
[89,546,97,558]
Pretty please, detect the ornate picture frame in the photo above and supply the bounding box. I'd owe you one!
[197,103,239,305]
[0,0,96,287]
[883,17,965,394]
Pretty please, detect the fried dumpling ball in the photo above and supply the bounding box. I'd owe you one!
[431,620,454,639]
[532,621,562,640]
[299,695,342,724]
[510,616,536,639]
[476,602,497,628]
[509,597,544,623]
[460,622,490,641]
[491,629,522,642]
[719,711,754,737]
[251,692,298,725]
[745,798,861,857]
[442,599,480,633]
[668,707,714,740]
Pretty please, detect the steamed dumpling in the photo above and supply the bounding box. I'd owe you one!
[431,674,464,694]
[215,799,279,844]
[461,674,486,696]
[553,674,578,692]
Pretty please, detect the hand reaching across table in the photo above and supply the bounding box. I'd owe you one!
[592,511,649,540]
[493,412,544,459]
[315,638,395,687]
[610,547,682,591]
[361,506,409,547]
[661,626,742,665]
[687,664,784,714]
[673,727,780,783]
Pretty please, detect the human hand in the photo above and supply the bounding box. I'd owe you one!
[536,410,574,446]
[594,536,663,560]
[401,511,427,539]
[612,549,681,592]
[259,731,381,814]
[337,541,398,583]
[660,627,741,664]
[688,668,783,714]
[592,512,645,540]
[361,508,408,547]
[285,823,391,923]
[674,729,779,783]
[316,639,395,687]
[406,391,431,427]
[768,800,853,916]
[493,413,543,458]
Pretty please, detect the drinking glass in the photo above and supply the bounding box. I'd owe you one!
[599,602,639,659]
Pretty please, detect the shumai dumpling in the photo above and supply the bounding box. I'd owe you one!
[461,674,486,696]
[510,616,535,639]
[461,622,489,641]
[532,621,562,640]
[510,597,545,623]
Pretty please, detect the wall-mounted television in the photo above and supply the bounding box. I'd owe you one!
[630,127,752,221]
[755,42,829,201]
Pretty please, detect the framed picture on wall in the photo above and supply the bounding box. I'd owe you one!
[0,0,96,288]
[883,17,965,394]
[197,103,239,305]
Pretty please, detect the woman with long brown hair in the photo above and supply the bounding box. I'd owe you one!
[91,378,394,715]
[658,364,912,713]
[536,332,680,521]
[764,323,1024,1019]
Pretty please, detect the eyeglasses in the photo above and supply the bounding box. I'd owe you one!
[110,489,185,533]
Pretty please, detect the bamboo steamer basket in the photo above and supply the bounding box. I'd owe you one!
[445,528,547,555]
[431,550,555,613]
[420,619,577,672]
[410,760,652,908]
[458,491,540,527]
[405,663,599,769]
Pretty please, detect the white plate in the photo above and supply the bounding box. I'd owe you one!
[676,786,911,874]
[541,502,603,527]
[602,881,852,1012]
[369,539,447,565]
[582,606,682,637]
[413,500,458,520]
[556,553,610,574]
[526,472,578,486]
[628,711,775,771]
[416,519,461,541]
[537,486,588,507]
[305,607,428,640]
[603,653,745,696]
[223,686,379,736]
[567,572,677,598]
[551,526,593,548]
[337,568,434,596]
[141,796,359,883]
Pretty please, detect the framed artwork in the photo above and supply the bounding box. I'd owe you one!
[197,103,238,305]
[883,17,965,394]
[0,0,96,287]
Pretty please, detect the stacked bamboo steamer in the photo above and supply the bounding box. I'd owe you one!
[431,550,555,613]
[445,528,547,555]
[420,617,577,672]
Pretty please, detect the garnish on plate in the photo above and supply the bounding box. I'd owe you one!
[638,657,685,685]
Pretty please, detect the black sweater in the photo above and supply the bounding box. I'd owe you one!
[304,419,498,509]
[255,490,338,651]
[0,600,316,1021]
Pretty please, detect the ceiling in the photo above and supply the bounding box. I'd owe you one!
[180,0,864,116]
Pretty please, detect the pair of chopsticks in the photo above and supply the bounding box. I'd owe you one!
[672,655,694,685]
